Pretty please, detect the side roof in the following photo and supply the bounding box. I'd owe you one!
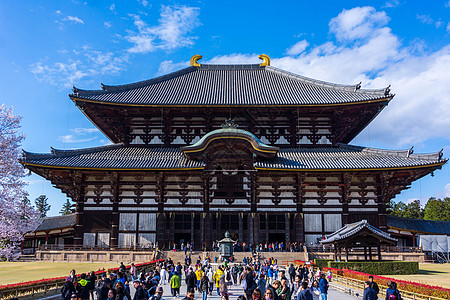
[21,144,445,171]
[70,64,393,107]
[34,214,76,232]
[321,219,397,244]
[387,215,450,235]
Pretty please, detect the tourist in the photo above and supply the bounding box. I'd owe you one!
[213,266,225,296]
[61,276,76,300]
[385,281,402,300]
[70,269,78,284]
[318,274,328,300]
[310,281,320,300]
[130,263,137,281]
[219,275,228,296]
[244,266,257,300]
[199,272,210,300]
[206,267,214,295]
[97,279,112,300]
[326,270,332,283]
[107,289,117,300]
[186,268,197,294]
[76,273,93,300]
[368,275,379,295]
[267,266,274,285]
[291,275,301,300]
[257,274,267,293]
[288,264,296,284]
[196,267,204,289]
[296,281,312,300]
[264,289,275,300]
[363,281,378,300]
[151,286,164,300]
[119,262,126,274]
[170,271,181,298]
[277,278,291,300]
[133,280,147,300]
[267,280,282,300]
[116,281,131,300]
[87,271,96,300]
[252,288,263,300]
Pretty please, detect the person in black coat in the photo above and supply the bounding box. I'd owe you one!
[133,280,148,300]
[61,277,76,300]
[97,279,112,300]
[76,273,93,300]
[185,268,197,294]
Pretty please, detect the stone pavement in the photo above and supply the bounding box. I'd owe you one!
[146,280,358,300]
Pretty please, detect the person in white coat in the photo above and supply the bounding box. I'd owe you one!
[160,267,167,285]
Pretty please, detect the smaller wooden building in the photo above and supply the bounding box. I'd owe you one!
[23,214,75,254]
[321,219,397,261]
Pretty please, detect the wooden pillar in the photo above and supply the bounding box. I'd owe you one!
[73,173,85,246]
[377,245,382,261]
[190,213,195,244]
[202,174,211,249]
[345,246,349,262]
[265,213,269,243]
[250,173,257,245]
[295,174,305,243]
[334,244,338,261]
[369,246,373,261]
[285,213,290,244]
[156,173,166,249]
[341,174,351,226]
[364,246,368,261]
[110,172,120,248]
[239,213,243,241]
[376,174,388,230]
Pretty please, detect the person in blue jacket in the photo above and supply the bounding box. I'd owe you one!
[296,281,312,300]
[363,281,378,300]
[318,274,328,300]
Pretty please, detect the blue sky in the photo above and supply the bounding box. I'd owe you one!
[1,1,450,216]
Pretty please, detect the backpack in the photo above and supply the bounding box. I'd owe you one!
[388,290,398,300]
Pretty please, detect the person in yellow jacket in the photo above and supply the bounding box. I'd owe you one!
[195,267,204,290]
[213,266,224,296]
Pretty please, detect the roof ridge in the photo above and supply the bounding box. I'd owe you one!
[340,144,445,161]
[72,66,197,95]
[266,66,392,96]
[50,143,124,157]
[41,214,75,220]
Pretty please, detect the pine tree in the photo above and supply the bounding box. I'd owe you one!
[59,199,75,215]
[35,195,51,218]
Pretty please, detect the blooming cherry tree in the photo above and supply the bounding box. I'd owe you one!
[0,105,40,260]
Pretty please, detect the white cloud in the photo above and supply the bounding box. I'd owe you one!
[104,21,111,28]
[62,16,84,24]
[55,10,62,15]
[126,5,200,53]
[417,14,433,25]
[157,60,189,75]
[445,183,450,197]
[329,7,389,41]
[58,128,100,143]
[159,6,450,148]
[30,47,128,88]
[383,0,400,8]
[447,22,450,33]
[286,40,309,56]
[138,0,149,7]
[110,4,116,12]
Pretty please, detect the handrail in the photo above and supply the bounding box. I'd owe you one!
[38,245,157,251]
[331,273,447,300]
[305,245,422,253]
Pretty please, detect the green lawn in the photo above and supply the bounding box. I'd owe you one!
[0,262,119,285]
[389,263,450,289]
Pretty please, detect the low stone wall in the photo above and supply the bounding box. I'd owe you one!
[311,252,425,263]
[36,250,156,262]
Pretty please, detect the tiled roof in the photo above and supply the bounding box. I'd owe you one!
[387,215,450,235]
[22,144,444,171]
[22,144,205,170]
[71,64,392,106]
[255,144,445,170]
[35,214,75,232]
[321,220,397,244]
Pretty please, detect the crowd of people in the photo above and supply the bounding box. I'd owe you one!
[60,257,403,300]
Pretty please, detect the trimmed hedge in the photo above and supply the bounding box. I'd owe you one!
[327,261,419,275]
[314,259,333,269]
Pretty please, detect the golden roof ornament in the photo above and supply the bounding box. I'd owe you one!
[258,54,270,66]
[190,54,203,67]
